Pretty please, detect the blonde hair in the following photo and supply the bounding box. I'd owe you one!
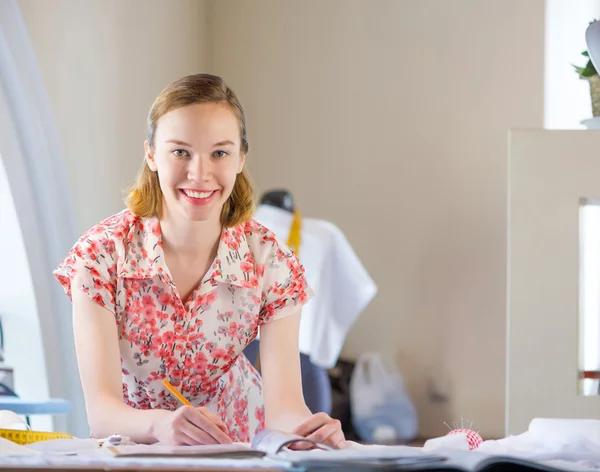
[126,73,254,227]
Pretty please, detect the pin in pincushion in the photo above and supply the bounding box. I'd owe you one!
[444,420,482,450]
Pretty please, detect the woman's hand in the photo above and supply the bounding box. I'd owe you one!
[291,412,346,449]
[151,406,232,446]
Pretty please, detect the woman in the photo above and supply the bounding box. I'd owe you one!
[54,73,345,448]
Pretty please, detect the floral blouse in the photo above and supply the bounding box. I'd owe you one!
[54,209,312,442]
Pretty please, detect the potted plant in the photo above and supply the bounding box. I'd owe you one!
[575,20,600,119]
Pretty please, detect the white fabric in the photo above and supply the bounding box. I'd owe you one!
[419,418,600,471]
[254,204,377,368]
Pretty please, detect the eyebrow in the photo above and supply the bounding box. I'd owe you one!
[213,140,236,147]
[165,139,192,146]
[164,139,236,147]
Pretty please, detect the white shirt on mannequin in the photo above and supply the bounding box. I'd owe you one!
[254,204,377,369]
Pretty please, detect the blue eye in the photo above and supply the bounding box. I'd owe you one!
[172,149,190,158]
[213,150,229,159]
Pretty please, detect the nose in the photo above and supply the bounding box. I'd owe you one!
[187,154,212,182]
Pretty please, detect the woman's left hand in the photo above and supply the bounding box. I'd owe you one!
[291,412,346,450]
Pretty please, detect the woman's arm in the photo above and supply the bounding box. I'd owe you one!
[259,309,345,448]
[259,308,312,430]
[71,276,230,445]
[72,281,169,441]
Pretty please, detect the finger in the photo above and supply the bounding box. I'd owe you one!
[287,439,317,451]
[292,413,329,437]
[172,430,204,446]
[318,430,346,449]
[183,407,232,444]
[200,408,229,434]
[333,434,347,449]
[179,421,220,445]
[197,410,233,444]
[306,422,340,446]
[172,432,193,446]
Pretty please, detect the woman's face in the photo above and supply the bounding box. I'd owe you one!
[145,102,245,225]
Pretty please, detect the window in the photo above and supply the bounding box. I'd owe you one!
[579,198,600,395]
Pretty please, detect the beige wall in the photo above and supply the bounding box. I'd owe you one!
[18,0,209,233]
[210,0,545,438]
[16,0,545,439]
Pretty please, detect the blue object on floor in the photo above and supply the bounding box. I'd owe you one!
[243,339,332,415]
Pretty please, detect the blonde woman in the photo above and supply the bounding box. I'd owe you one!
[54,74,345,448]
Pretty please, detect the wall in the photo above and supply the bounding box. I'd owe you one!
[209,0,545,438]
[18,0,210,233]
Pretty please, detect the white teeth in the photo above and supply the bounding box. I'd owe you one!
[183,190,214,199]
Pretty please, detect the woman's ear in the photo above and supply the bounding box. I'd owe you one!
[237,152,246,174]
[144,140,157,172]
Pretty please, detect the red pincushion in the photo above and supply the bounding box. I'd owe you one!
[447,429,482,450]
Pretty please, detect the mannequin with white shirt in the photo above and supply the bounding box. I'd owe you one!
[244,189,333,413]
[252,190,377,370]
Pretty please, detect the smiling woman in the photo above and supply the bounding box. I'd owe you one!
[52,73,346,448]
[144,101,248,225]
[127,75,253,228]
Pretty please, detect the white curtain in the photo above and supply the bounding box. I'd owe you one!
[0,0,86,436]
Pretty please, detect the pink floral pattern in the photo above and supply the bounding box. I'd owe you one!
[54,209,311,442]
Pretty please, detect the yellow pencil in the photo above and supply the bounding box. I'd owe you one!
[163,379,192,406]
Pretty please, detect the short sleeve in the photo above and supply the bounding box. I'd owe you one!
[258,242,313,326]
[53,234,118,316]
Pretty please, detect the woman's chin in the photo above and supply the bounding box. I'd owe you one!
[181,203,222,223]
[184,209,217,223]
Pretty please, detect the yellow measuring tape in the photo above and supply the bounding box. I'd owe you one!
[287,210,302,256]
[0,428,72,445]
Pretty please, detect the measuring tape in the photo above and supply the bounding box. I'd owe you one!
[287,210,302,256]
[0,428,72,445]
[0,411,73,444]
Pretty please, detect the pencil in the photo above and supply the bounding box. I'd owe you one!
[162,379,192,406]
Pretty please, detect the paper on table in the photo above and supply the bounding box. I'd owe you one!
[108,442,265,459]
[0,451,272,470]
[273,443,446,465]
[0,437,41,456]
[251,429,333,454]
[25,438,100,455]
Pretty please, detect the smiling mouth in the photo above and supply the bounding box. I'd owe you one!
[179,189,219,206]
[181,189,216,199]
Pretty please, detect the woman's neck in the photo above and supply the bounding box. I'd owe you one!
[159,210,223,260]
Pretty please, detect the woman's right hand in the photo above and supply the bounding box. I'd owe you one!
[151,406,233,446]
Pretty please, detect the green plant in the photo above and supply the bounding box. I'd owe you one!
[574,51,597,79]
[574,19,599,79]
